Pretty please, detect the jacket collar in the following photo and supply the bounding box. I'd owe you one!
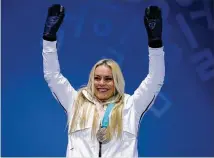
[82,89,100,105]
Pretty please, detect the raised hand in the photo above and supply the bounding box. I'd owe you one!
[43,4,65,41]
[144,6,163,48]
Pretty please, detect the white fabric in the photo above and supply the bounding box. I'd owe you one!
[42,40,165,158]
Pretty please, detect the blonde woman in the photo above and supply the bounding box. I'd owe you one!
[42,4,165,158]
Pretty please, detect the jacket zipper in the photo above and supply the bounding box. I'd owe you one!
[99,122,102,157]
[99,142,102,157]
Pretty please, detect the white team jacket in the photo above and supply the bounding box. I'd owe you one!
[42,40,165,158]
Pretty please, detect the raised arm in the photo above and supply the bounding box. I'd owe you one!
[42,4,77,112]
[131,6,165,116]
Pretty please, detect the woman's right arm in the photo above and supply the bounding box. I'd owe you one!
[42,4,77,113]
[43,40,77,112]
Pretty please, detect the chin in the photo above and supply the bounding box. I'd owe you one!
[98,97,108,101]
[97,95,108,101]
[95,92,113,101]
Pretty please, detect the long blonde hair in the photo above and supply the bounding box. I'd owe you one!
[69,59,125,140]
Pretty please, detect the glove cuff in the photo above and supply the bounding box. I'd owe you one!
[149,39,163,48]
[43,35,57,41]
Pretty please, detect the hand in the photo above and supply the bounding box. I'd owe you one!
[43,4,65,41]
[144,6,163,48]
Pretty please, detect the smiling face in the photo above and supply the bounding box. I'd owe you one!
[94,65,115,102]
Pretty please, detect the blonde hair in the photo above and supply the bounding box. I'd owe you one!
[69,59,125,140]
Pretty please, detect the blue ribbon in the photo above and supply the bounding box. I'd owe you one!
[101,103,115,128]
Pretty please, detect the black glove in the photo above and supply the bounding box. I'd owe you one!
[43,4,65,41]
[144,6,163,48]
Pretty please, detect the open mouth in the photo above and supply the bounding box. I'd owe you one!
[97,88,108,93]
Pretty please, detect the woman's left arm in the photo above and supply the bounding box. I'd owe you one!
[132,46,165,115]
[131,6,165,116]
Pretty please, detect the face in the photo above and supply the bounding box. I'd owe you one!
[94,65,115,102]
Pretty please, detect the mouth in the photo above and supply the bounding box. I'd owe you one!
[97,88,109,93]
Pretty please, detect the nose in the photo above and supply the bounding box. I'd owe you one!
[99,78,105,85]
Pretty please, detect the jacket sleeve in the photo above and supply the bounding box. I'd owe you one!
[131,46,165,116]
[42,40,77,112]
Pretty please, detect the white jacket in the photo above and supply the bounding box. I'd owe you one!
[42,40,165,158]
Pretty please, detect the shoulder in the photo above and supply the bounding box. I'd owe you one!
[124,93,131,101]
[123,93,133,109]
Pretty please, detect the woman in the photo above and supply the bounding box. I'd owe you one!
[42,4,165,158]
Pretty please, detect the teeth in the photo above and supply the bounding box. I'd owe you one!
[98,89,108,92]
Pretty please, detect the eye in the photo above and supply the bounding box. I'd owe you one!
[105,77,113,81]
[94,76,100,81]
